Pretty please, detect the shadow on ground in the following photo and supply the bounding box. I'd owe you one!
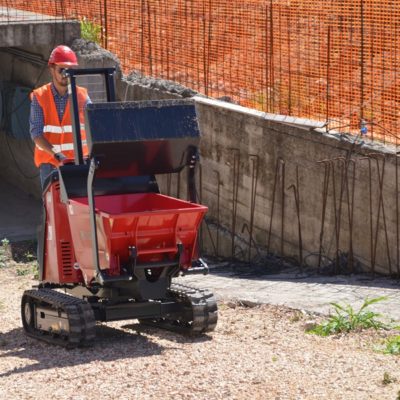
[0,321,213,378]
[122,322,213,344]
[10,240,37,263]
[0,324,162,377]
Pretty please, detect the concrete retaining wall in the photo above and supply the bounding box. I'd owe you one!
[0,20,79,48]
[120,80,399,275]
[193,98,399,275]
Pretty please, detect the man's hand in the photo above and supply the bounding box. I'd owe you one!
[54,152,67,163]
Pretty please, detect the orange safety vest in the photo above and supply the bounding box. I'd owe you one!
[31,83,89,167]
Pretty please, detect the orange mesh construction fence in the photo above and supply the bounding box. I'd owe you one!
[3,0,400,143]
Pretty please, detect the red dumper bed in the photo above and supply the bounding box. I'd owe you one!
[68,192,207,282]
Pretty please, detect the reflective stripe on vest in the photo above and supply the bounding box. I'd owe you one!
[37,140,88,153]
[32,83,88,167]
[43,123,86,134]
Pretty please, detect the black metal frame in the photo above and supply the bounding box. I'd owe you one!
[87,157,108,285]
[64,68,121,285]
[63,67,116,165]
[91,299,182,322]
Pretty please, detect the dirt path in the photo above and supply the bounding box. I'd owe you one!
[0,264,399,400]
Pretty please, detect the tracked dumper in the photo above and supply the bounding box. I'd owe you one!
[21,68,217,348]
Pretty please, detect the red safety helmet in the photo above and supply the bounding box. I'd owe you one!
[48,45,78,66]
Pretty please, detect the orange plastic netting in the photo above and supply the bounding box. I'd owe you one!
[3,0,400,143]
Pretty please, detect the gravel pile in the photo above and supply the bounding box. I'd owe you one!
[0,264,399,400]
[125,70,197,98]
[70,39,197,101]
[71,39,121,66]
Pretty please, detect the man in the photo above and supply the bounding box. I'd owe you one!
[29,45,90,188]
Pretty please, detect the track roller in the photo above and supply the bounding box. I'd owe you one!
[21,288,96,349]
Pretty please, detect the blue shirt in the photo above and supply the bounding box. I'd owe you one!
[29,83,90,139]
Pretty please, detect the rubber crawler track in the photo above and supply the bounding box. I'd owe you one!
[140,283,218,334]
[21,289,96,349]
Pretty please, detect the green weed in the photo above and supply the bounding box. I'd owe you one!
[307,297,388,336]
[382,371,397,385]
[0,237,11,266]
[16,266,30,276]
[382,335,400,355]
[32,263,39,280]
[24,252,35,262]
[16,263,38,279]
[290,311,304,323]
[80,17,102,44]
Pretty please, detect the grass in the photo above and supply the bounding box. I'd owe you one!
[381,335,400,355]
[290,310,304,323]
[0,238,11,267]
[307,297,388,336]
[80,17,102,44]
[23,251,36,262]
[16,266,31,276]
[382,371,397,385]
[0,238,38,279]
[16,263,39,279]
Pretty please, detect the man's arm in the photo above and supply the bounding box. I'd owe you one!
[30,95,66,161]
[32,135,55,155]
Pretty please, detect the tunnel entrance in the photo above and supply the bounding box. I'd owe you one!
[0,11,80,241]
[0,48,47,241]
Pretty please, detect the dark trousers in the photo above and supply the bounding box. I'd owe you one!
[39,163,56,190]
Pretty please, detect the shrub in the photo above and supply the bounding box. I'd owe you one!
[382,336,400,355]
[307,297,388,336]
[80,17,102,44]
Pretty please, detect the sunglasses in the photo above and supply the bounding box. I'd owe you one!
[54,66,75,75]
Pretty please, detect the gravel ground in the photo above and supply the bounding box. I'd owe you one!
[1,262,400,400]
